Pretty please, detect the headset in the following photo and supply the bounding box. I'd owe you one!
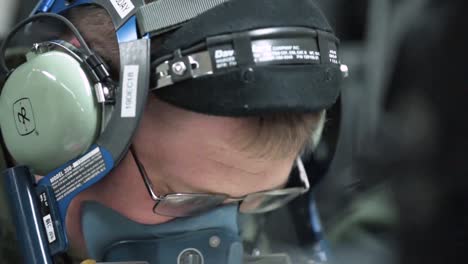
[0,0,150,262]
[0,0,347,263]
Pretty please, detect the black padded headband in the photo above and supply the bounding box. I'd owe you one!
[151,0,345,116]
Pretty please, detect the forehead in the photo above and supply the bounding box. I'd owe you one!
[132,96,295,197]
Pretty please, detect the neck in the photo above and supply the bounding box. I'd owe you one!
[65,152,173,257]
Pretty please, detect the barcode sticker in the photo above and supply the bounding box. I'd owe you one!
[42,214,56,243]
[121,65,139,118]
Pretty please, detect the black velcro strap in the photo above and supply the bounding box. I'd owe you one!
[232,33,254,68]
[317,31,330,64]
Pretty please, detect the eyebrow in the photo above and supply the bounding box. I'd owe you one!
[162,170,216,195]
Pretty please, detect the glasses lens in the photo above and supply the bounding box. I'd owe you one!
[154,194,227,217]
[240,188,304,214]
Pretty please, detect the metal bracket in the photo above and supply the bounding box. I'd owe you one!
[153,51,214,90]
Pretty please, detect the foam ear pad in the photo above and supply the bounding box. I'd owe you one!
[0,50,101,175]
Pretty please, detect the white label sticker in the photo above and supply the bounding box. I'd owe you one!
[110,0,135,19]
[121,65,139,118]
[72,147,100,168]
[42,214,56,243]
[49,147,106,201]
[213,48,237,69]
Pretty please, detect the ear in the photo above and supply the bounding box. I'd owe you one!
[300,110,327,161]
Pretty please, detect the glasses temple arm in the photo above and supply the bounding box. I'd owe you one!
[296,158,310,190]
[130,146,162,201]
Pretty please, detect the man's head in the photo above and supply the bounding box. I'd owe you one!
[58,1,329,258]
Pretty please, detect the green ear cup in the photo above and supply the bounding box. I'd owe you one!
[0,50,101,175]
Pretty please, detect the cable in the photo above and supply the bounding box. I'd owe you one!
[0,13,92,75]
[150,53,173,69]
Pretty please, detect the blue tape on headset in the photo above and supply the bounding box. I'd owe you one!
[36,146,114,253]
[37,0,143,34]
[33,0,140,43]
[37,0,92,14]
[116,16,139,43]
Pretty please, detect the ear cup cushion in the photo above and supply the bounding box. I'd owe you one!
[0,50,101,174]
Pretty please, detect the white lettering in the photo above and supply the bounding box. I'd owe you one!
[50,171,63,184]
[215,49,235,59]
[272,46,293,51]
[252,44,272,53]
[121,65,139,118]
[43,214,56,243]
[110,0,135,19]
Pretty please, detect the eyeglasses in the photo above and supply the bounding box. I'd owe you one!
[130,146,310,217]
